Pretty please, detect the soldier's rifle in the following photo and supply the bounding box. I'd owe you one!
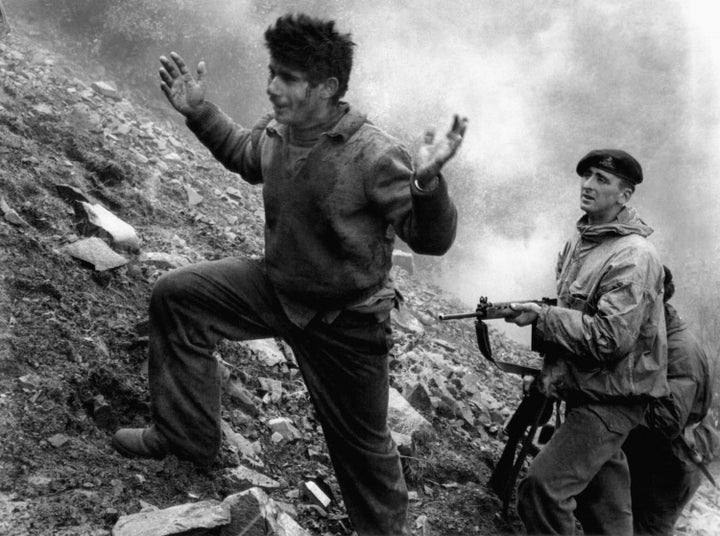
[439,296,557,517]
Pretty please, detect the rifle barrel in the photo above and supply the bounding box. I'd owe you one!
[439,298,556,322]
[438,311,483,321]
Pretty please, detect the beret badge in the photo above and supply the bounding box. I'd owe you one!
[599,155,615,170]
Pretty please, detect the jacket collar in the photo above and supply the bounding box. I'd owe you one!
[265,102,367,142]
[577,206,654,241]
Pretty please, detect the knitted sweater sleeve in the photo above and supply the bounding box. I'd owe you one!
[185,102,264,184]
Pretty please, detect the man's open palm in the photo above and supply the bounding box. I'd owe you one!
[159,52,206,117]
[416,115,468,171]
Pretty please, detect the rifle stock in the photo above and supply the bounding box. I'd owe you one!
[489,385,553,516]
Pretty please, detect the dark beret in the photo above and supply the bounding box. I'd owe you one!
[576,149,643,184]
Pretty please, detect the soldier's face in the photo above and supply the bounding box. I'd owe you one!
[579,166,632,224]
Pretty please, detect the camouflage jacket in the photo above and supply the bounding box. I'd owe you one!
[536,206,669,403]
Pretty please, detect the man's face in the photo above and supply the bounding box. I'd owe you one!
[266,59,326,127]
[579,166,632,224]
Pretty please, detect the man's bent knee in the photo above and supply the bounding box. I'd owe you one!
[151,267,197,304]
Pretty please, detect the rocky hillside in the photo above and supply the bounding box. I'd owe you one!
[0,22,718,536]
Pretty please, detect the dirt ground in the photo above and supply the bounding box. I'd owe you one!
[0,18,718,536]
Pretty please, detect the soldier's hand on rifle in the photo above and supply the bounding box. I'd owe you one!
[505,302,541,327]
[522,374,536,395]
[415,115,468,189]
[159,52,207,118]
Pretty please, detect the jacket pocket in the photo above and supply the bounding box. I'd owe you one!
[586,404,642,435]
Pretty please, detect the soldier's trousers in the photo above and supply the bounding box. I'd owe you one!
[517,403,644,535]
[147,257,409,536]
[623,425,703,536]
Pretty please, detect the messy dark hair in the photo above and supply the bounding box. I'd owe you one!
[264,13,355,102]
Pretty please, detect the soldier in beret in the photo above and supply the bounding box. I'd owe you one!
[507,149,668,535]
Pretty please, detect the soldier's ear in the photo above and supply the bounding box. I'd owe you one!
[618,180,634,205]
[619,186,633,205]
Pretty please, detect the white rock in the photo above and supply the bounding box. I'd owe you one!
[221,420,263,468]
[112,500,231,536]
[387,387,435,444]
[221,487,311,536]
[243,339,287,367]
[184,184,203,206]
[91,81,121,100]
[63,237,128,271]
[299,480,331,509]
[223,465,280,491]
[81,202,139,250]
[267,417,302,441]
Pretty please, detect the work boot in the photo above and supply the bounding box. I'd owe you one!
[112,425,169,460]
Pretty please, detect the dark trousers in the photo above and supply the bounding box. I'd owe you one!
[148,258,409,536]
[623,426,703,536]
[517,404,643,535]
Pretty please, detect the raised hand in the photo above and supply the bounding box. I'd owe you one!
[159,52,207,117]
[415,115,468,189]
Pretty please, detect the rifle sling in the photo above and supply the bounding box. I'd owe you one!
[476,319,540,377]
[500,396,550,517]
[493,360,540,377]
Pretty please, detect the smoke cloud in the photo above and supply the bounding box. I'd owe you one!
[188,0,719,346]
[34,0,710,346]
[331,0,719,345]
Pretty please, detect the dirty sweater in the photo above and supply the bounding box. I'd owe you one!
[186,102,457,311]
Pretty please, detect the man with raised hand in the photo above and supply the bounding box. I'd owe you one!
[112,13,467,536]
